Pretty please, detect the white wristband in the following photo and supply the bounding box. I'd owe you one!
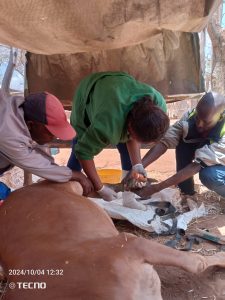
[133,163,143,168]
[97,185,104,192]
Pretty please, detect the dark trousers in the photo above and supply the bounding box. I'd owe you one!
[175,141,199,195]
[67,138,132,171]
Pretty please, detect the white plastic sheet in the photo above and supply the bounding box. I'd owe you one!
[89,188,207,233]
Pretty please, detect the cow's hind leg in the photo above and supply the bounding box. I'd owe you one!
[129,236,225,274]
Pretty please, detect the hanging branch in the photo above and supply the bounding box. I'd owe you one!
[1,47,18,97]
[207,1,224,90]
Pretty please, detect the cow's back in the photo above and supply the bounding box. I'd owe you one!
[0,181,118,265]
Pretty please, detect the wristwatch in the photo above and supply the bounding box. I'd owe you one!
[193,158,207,168]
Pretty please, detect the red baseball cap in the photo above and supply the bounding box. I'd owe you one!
[45,93,76,140]
[23,92,76,140]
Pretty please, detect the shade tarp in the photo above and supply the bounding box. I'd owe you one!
[0,0,219,54]
[0,0,219,99]
[26,31,204,100]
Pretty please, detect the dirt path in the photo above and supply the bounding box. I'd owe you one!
[158,265,225,300]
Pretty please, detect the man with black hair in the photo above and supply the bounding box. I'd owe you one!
[67,72,169,201]
[138,91,225,199]
[0,91,93,195]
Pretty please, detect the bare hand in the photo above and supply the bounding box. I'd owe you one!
[136,183,160,200]
[71,171,94,196]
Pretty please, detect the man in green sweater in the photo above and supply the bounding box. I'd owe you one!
[68,72,169,201]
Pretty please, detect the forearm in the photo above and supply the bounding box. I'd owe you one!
[79,159,102,190]
[7,151,72,182]
[126,139,141,165]
[142,142,167,168]
[157,162,201,191]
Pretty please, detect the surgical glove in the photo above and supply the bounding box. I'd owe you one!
[124,164,147,189]
[132,164,147,177]
[97,185,119,201]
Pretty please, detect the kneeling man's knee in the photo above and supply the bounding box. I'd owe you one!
[199,165,225,197]
[199,167,218,189]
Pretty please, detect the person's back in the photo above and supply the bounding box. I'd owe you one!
[68,71,169,201]
[71,71,167,147]
[0,92,27,174]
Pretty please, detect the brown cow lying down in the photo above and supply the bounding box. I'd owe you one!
[0,181,225,300]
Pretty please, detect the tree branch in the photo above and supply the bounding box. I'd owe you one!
[1,48,18,97]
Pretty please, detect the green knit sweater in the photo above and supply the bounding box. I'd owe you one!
[70,72,167,160]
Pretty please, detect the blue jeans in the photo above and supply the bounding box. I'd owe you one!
[199,166,225,197]
[67,138,132,171]
[176,140,225,197]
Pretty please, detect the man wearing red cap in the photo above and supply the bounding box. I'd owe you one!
[0,91,93,195]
